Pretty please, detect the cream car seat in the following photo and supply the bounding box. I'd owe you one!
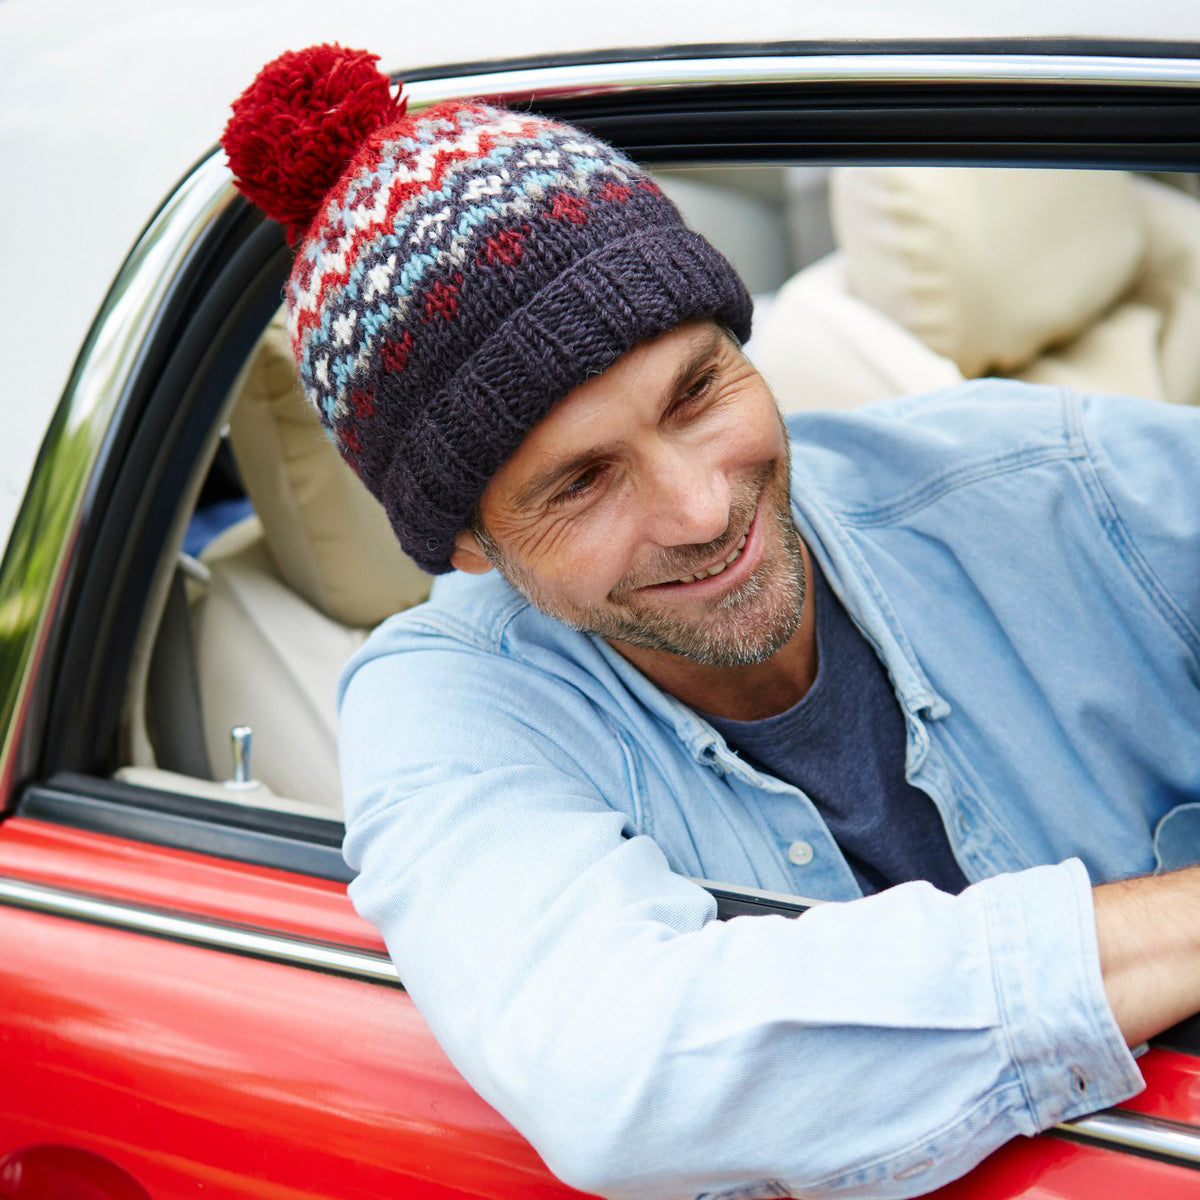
[190,313,432,812]
[755,168,1200,411]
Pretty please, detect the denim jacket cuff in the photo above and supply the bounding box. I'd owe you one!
[981,857,1144,1130]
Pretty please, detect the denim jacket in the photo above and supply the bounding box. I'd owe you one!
[340,381,1200,1200]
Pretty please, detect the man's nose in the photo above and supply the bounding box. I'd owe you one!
[641,445,731,548]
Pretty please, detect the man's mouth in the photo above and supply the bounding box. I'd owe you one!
[669,533,748,584]
[618,469,772,597]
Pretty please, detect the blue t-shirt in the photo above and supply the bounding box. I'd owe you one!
[707,558,970,895]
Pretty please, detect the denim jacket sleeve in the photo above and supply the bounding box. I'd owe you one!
[339,626,1142,1200]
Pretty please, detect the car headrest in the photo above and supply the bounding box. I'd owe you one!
[228,312,432,629]
[830,167,1147,378]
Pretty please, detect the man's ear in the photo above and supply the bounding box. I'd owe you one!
[450,529,494,575]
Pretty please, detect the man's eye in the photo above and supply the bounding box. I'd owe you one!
[552,465,605,504]
[677,368,717,406]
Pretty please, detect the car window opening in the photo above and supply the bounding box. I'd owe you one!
[125,163,1200,828]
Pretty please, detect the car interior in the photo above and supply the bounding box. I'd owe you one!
[118,163,1200,825]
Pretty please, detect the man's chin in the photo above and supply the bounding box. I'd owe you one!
[599,571,805,667]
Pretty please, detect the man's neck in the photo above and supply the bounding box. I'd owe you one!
[608,545,819,722]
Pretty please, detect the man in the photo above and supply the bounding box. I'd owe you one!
[225,45,1200,1200]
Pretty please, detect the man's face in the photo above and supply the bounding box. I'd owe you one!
[455,321,807,668]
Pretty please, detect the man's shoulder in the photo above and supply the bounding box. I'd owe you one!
[785,378,1075,462]
[782,378,1147,515]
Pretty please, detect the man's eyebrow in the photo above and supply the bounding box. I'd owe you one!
[511,328,728,511]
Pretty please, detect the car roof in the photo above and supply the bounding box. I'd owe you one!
[1,0,1197,546]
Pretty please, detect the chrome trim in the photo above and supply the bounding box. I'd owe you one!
[0,876,399,984]
[404,53,1200,107]
[0,153,240,803]
[1057,1109,1200,1169]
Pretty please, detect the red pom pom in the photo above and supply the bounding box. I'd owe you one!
[222,44,407,244]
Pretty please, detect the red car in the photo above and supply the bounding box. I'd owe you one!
[1,7,1199,1196]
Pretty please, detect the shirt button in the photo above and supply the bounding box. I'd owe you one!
[787,840,814,867]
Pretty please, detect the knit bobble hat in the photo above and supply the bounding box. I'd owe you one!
[223,44,753,574]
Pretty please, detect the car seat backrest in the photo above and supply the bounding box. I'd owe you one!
[830,166,1149,380]
[1111,177,1200,404]
[750,252,964,412]
[754,166,1200,410]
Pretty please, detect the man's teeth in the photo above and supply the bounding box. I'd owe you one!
[676,534,748,583]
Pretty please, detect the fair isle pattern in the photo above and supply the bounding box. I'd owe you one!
[287,104,644,432]
[282,99,752,572]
